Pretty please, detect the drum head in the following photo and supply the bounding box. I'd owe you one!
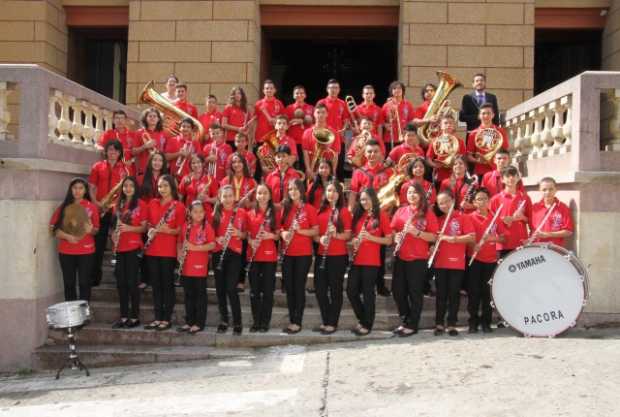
[491,244,586,337]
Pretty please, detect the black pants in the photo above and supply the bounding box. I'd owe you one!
[347,265,378,330]
[376,245,387,291]
[114,250,141,319]
[58,253,94,301]
[249,261,276,328]
[467,260,496,327]
[92,211,112,286]
[213,251,242,326]
[146,256,176,322]
[282,255,312,326]
[182,276,207,328]
[315,255,347,327]
[435,268,464,327]
[392,258,427,330]
[238,240,248,285]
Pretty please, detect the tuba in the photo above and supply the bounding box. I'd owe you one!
[257,130,280,173]
[474,127,504,163]
[432,133,461,168]
[349,130,372,168]
[139,81,205,141]
[310,127,336,172]
[377,154,416,211]
[417,71,462,146]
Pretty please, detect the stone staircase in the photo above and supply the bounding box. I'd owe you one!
[34,252,483,370]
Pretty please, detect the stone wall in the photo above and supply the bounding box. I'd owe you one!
[125,0,261,110]
[400,0,534,112]
[0,0,68,75]
[602,0,620,70]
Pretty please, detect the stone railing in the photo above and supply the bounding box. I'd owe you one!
[0,64,139,164]
[504,71,620,183]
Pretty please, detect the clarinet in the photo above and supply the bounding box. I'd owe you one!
[319,207,339,270]
[216,207,238,271]
[347,214,370,274]
[143,202,177,254]
[244,208,271,279]
[111,200,124,266]
[176,210,193,279]
[425,181,434,201]
[278,204,304,265]
[394,208,414,257]
[427,203,455,268]
[463,173,479,205]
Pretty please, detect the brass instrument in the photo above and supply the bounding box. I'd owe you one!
[417,71,462,146]
[61,203,89,237]
[377,153,417,211]
[344,95,360,131]
[432,133,461,168]
[474,127,504,163]
[139,81,205,141]
[349,130,372,168]
[257,130,280,173]
[100,179,125,211]
[310,127,336,172]
[388,98,403,142]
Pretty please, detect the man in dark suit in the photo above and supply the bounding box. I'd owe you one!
[459,73,500,133]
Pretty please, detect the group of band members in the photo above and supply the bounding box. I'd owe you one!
[49,73,574,337]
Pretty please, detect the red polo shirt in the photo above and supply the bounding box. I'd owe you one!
[88,160,128,201]
[49,199,99,255]
[133,128,169,177]
[246,208,281,263]
[434,211,475,270]
[413,100,431,120]
[391,206,438,261]
[227,150,257,177]
[114,199,148,253]
[198,109,222,140]
[352,211,392,266]
[202,141,233,182]
[301,125,340,157]
[306,182,325,210]
[255,97,285,143]
[489,190,532,251]
[381,99,415,145]
[222,104,248,142]
[98,128,135,154]
[481,169,525,196]
[179,222,215,277]
[213,208,247,254]
[220,176,257,204]
[439,176,472,210]
[350,163,393,193]
[346,133,385,168]
[317,207,352,256]
[426,135,466,183]
[387,143,425,165]
[285,102,314,145]
[264,167,302,204]
[145,199,186,258]
[466,125,509,176]
[355,102,384,135]
[467,210,507,263]
[280,203,318,257]
[529,198,573,248]
[175,100,198,118]
[178,173,217,207]
[399,179,436,207]
[316,96,349,150]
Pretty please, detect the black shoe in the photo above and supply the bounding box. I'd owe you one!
[233,325,242,335]
[259,326,269,333]
[497,321,506,329]
[112,319,127,329]
[249,325,259,333]
[397,328,417,337]
[468,325,479,334]
[306,287,316,294]
[392,325,405,334]
[217,323,229,333]
[126,319,141,328]
[434,327,445,336]
[156,322,171,331]
[448,328,459,337]
[482,325,494,333]
[176,325,190,333]
[377,287,391,297]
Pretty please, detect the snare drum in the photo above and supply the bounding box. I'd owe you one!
[46,300,91,329]
[491,243,589,337]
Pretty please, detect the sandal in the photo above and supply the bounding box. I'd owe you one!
[144,321,160,330]
[176,325,190,333]
[156,322,171,331]
[189,326,202,335]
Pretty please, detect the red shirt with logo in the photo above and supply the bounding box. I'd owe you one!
[467,210,507,263]
[213,207,247,254]
[246,208,281,263]
[439,176,471,209]
[426,135,466,183]
[316,97,349,151]
[285,102,314,145]
[414,100,431,120]
[145,199,186,258]
[220,176,257,204]
[352,211,392,266]
[98,128,135,155]
[178,173,217,207]
[391,206,439,261]
[306,182,325,210]
[301,125,340,157]
[350,163,393,193]
[175,100,198,118]
[227,150,257,177]
[388,143,425,165]
[179,222,215,277]
[202,140,233,183]
[49,199,99,255]
[133,128,169,178]
[164,135,203,178]
[88,160,129,201]
[399,179,436,207]
[355,102,384,135]
[466,125,509,176]
[113,199,148,253]
[381,99,415,145]
[347,133,385,168]
[529,198,573,248]
[222,104,249,142]
[317,207,352,256]
[481,169,525,196]
[434,211,475,270]
[280,203,318,257]
[198,109,222,140]
[265,167,302,204]
[255,97,285,143]
[489,190,532,251]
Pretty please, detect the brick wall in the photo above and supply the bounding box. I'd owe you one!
[399,0,534,113]
[602,0,620,70]
[0,0,68,75]
[126,0,261,110]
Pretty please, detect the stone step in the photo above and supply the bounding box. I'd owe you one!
[46,323,395,349]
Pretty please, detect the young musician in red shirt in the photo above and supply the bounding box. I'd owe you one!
[439,155,476,211]
[432,190,476,336]
[203,123,233,183]
[302,104,338,179]
[222,86,252,146]
[165,118,203,180]
[254,79,285,145]
[133,107,169,181]
[265,145,302,207]
[161,74,178,103]
[314,180,352,334]
[139,151,168,204]
[426,115,466,184]
[529,177,574,248]
[412,83,436,123]
[347,187,393,335]
[143,175,185,331]
[174,84,198,119]
[246,184,281,332]
[198,94,222,142]
[391,182,438,336]
[178,154,217,211]
[89,139,129,286]
[110,176,147,329]
[49,178,99,301]
[316,79,350,179]
[481,149,524,196]
[284,85,314,170]
[227,133,257,177]
[385,123,425,168]
[280,179,319,334]
[260,115,297,176]
[467,103,509,177]
[306,159,335,211]
[381,81,415,151]
[399,157,436,207]
[212,185,248,336]
[346,118,385,168]
[221,153,257,208]
[97,110,135,156]
[355,85,384,137]
[176,201,216,334]
[466,187,506,333]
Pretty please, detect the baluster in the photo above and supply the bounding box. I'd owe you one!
[521,114,532,161]
[529,110,542,159]
[604,89,620,151]
[70,97,83,145]
[540,105,553,157]
[560,95,572,154]
[48,91,60,142]
[93,105,103,146]
[512,117,524,164]
[0,82,12,141]
[57,92,71,143]
[103,109,112,133]
[82,101,95,147]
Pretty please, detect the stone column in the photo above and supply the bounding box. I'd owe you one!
[602,0,620,71]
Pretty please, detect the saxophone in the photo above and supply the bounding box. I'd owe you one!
[318,207,339,270]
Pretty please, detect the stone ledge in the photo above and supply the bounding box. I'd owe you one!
[0,158,91,175]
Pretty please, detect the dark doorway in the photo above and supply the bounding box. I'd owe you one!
[263,27,398,105]
[534,29,602,94]
[68,28,128,103]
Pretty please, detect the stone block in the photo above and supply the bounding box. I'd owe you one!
[185,83,210,104]
[35,22,67,53]
[176,21,248,41]
[127,62,175,83]
[0,22,35,41]
[129,0,140,20]
[141,1,213,20]
[139,42,212,62]
[212,41,254,62]
[448,3,524,25]
[213,0,256,20]
[0,41,45,62]
[175,62,247,83]
[408,66,478,92]
[448,46,523,68]
[524,3,534,25]
[402,45,447,67]
[486,25,534,47]
[524,46,534,68]
[128,21,175,41]
[3,1,46,20]
[402,2,447,24]
[127,41,138,62]
[410,24,484,46]
[493,88,524,110]
[486,68,533,89]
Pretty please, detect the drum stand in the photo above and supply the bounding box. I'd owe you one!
[55,326,90,379]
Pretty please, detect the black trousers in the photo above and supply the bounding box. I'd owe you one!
[237,240,248,285]
[315,255,347,327]
[376,245,387,291]
[467,260,496,327]
[114,249,141,319]
[213,251,243,326]
[182,276,207,328]
[146,256,176,322]
[347,265,379,330]
[249,261,277,328]
[58,253,94,301]
[92,211,112,286]
[392,258,427,330]
[282,255,312,326]
[435,268,464,327]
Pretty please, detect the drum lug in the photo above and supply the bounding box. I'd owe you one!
[489,301,495,309]
[487,279,493,286]
[497,258,504,265]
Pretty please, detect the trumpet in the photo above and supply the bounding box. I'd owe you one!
[349,130,372,168]
[345,95,360,131]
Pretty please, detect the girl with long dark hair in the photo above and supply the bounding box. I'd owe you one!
[134,107,168,181]
[140,151,169,204]
[222,86,252,145]
[178,154,217,211]
[306,159,334,210]
[399,157,436,207]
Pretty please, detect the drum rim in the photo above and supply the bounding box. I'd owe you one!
[490,242,589,337]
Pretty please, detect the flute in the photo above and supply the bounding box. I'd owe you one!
[525,202,557,245]
[394,211,413,258]
[428,203,455,268]
[468,203,504,266]
[318,207,339,270]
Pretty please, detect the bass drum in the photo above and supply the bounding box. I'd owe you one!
[491,243,589,337]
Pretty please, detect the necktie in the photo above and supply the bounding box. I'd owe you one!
[477,94,484,106]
